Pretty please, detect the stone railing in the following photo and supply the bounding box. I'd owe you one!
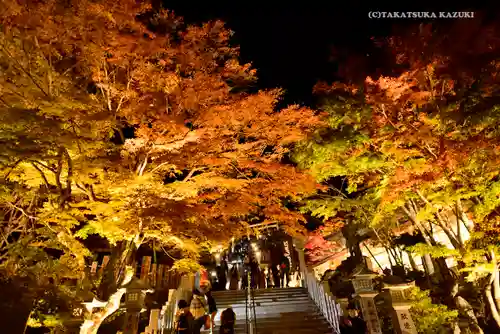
[294,238,342,334]
[303,270,342,333]
[160,274,195,334]
[159,289,177,334]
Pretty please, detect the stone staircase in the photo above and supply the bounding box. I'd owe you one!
[211,287,334,334]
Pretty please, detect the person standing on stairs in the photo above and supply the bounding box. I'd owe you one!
[250,260,258,289]
[259,266,266,289]
[229,266,239,290]
[271,264,280,288]
[279,255,291,288]
[221,257,229,290]
[265,266,273,288]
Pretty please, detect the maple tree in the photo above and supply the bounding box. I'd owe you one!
[0,0,324,332]
[304,227,344,265]
[294,20,500,332]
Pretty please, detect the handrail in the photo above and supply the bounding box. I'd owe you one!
[250,284,257,334]
[303,270,342,334]
[245,270,257,334]
[245,276,249,334]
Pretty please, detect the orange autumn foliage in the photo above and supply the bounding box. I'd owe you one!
[1,0,325,242]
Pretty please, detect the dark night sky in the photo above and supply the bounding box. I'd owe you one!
[161,2,499,106]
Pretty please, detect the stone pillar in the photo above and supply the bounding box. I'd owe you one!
[352,273,383,334]
[336,297,349,316]
[123,311,140,334]
[385,283,418,334]
[292,238,307,288]
[175,274,194,306]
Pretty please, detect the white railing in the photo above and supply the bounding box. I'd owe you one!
[303,271,342,333]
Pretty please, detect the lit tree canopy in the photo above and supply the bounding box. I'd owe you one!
[0,0,325,332]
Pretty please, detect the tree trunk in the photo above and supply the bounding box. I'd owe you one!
[485,275,500,329]
[421,254,435,275]
[80,240,138,334]
[491,251,500,315]
[79,286,129,334]
[408,253,418,271]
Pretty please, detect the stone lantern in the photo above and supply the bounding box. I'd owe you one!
[122,277,153,334]
[383,281,417,334]
[351,266,383,334]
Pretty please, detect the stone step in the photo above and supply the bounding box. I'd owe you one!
[213,312,326,324]
[213,305,319,315]
[213,311,324,324]
[214,297,312,307]
[208,287,333,334]
[214,293,309,301]
[211,287,306,296]
[212,306,321,317]
[256,328,333,334]
[213,294,310,303]
[212,319,332,332]
[226,323,333,333]
[226,317,330,327]
[212,288,306,295]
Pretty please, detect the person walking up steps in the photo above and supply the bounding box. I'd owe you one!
[190,289,208,334]
[205,290,218,331]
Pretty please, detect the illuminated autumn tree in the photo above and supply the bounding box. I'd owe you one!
[294,19,500,332]
[0,0,324,332]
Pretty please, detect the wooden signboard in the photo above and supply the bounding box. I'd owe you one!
[140,256,152,281]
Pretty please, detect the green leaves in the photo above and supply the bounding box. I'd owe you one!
[170,258,202,274]
[407,287,458,334]
[407,243,460,258]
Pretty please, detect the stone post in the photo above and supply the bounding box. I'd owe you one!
[147,308,160,334]
[175,274,194,306]
[384,282,418,334]
[352,272,383,334]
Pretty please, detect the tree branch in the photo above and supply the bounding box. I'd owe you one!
[415,189,462,250]
[6,202,38,220]
[0,44,50,98]
[32,160,57,173]
[62,148,73,200]
[30,162,50,188]
[183,167,202,182]
[3,158,23,180]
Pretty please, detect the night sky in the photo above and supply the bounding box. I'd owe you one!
[160,2,499,106]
